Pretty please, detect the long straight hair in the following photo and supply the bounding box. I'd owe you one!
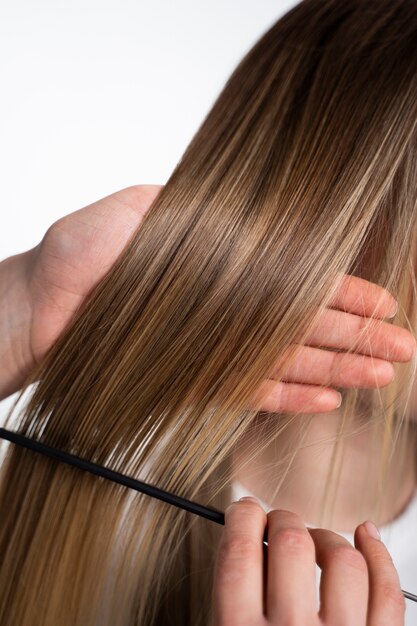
[2,1,417,624]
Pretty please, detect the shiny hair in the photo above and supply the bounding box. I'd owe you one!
[1,1,417,624]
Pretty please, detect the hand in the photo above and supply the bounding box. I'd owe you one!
[0,185,161,399]
[248,274,416,413]
[26,185,162,362]
[1,186,415,405]
[212,498,405,626]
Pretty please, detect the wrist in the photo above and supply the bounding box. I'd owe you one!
[0,249,36,400]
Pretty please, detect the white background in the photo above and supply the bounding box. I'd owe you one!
[0,0,296,260]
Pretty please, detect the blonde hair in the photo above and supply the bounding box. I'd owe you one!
[2,1,417,624]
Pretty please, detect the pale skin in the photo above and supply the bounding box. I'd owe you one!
[212,499,406,626]
[1,184,416,623]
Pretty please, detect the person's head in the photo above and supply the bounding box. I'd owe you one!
[2,1,417,624]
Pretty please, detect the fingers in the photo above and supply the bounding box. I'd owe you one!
[110,184,163,219]
[354,522,406,626]
[266,510,317,622]
[328,273,398,319]
[212,503,405,626]
[309,528,369,625]
[250,378,341,413]
[275,344,395,388]
[304,307,416,362]
[212,498,267,625]
[59,185,162,234]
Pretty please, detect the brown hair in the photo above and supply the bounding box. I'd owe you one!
[2,1,417,624]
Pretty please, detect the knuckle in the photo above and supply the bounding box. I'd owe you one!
[125,184,150,202]
[219,534,260,562]
[123,184,161,207]
[41,220,69,256]
[326,545,368,572]
[42,220,63,245]
[270,527,314,553]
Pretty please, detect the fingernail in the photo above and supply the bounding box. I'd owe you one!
[388,300,399,318]
[363,520,381,540]
[336,392,342,408]
[239,496,259,504]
